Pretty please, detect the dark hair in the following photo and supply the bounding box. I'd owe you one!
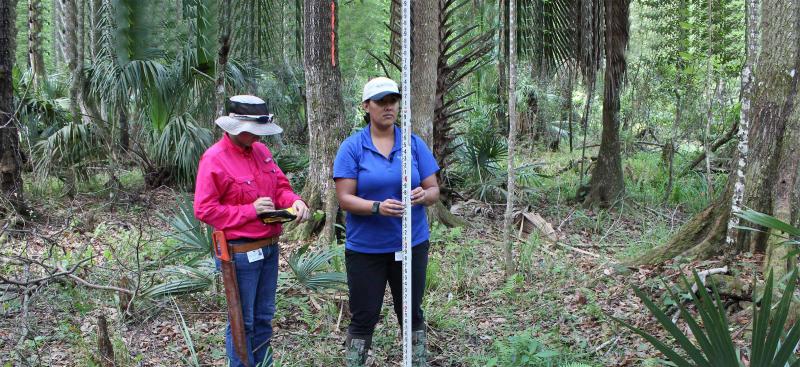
[363,112,371,124]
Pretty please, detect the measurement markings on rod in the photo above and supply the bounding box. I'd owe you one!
[400,0,413,365]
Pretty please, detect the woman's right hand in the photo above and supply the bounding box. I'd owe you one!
[253,197,275,214]
[379,198,404,217]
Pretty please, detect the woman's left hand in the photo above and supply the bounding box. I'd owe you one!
[292,200,311,223]
[410,187,428,206]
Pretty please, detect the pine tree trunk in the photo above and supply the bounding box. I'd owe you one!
[294,0,348,243]
[633,0,800,266]
[583,0,629,208]
[1,0,24,215]
[27,0,45,86]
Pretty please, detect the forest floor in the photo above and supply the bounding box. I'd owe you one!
[0,150,762,366]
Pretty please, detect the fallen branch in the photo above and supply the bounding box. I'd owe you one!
[556,242,601,258]
[56,265,135,295]
[671,266,729,322]
[0,256,93,288]
[678,123,738,177]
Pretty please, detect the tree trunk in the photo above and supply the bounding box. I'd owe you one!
[410,0,438,146]
[1,0,24,215]
[215,0,232,117]
[27,0,45,86]
[496,0,508,133]
[582,0,629,208]
[293,0,348,243]
[88,0,102,59]
[503,0,518,276]
[751,0,800,280]
[724,0,758,254]
[560,69,573,152]
[96,314,114,366]
[389,0,401,63]
[61,0,82,124]
[663,76,682,203]
[633,0,800,267]
[53,0,64,68]
[117,108,129,153]
[567,68,575,152]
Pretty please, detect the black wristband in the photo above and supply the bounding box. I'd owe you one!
[371,201,381,215]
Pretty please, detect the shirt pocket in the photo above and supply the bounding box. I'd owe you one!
[234,175,259,203]
[259,162,279,197]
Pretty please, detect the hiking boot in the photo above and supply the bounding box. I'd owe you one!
[412,329,427,367]
[345,334,371,367]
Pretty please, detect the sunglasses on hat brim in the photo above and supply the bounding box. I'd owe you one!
[232,114,275,124]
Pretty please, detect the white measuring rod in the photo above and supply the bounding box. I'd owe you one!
[400,0,413,365]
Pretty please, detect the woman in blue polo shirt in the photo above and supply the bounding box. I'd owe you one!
[333,77,440,367]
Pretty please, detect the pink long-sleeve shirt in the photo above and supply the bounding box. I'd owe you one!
[194,133,302,240]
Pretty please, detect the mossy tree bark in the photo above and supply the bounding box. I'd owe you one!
[633,0,800,271]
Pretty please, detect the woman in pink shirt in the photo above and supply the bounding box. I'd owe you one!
[194,95,309,367]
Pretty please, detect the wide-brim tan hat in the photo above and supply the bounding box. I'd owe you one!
[215,115,283,136]
[215,95,283,136]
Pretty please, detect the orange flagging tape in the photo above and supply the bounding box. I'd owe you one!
[331,1,336,66]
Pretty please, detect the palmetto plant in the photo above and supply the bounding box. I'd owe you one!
[735,209,800,248]
[616,269,800,367]
[615,209,800,367]
[286,243,347,292]
[146,196,345,298]
[452,108,543,202]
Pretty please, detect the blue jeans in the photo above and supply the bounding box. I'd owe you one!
[216,242,279,367]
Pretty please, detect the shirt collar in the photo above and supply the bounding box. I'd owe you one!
[361,124,402,156]
[222,133,252,155]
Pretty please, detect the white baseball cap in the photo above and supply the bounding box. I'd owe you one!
[362,77,401,102]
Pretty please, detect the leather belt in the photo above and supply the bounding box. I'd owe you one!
[230,236,280,253]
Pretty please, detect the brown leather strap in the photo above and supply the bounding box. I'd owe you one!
[230,236,280,253]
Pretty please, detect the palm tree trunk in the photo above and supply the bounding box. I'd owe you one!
[61,0,82,124]
[27,0,45,86]
[1,0,25,215]
[88,0,102,59]
[583,0,629,208]
[215,0,232,117]
[389,0,401,63]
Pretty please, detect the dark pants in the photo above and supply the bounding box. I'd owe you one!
[215,240,279,367]
[345,241,430,338]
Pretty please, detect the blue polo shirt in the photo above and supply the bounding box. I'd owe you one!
[333,124,440,253]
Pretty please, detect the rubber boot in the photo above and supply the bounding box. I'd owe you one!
[412,329,427,367]
[345,334,371,367]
